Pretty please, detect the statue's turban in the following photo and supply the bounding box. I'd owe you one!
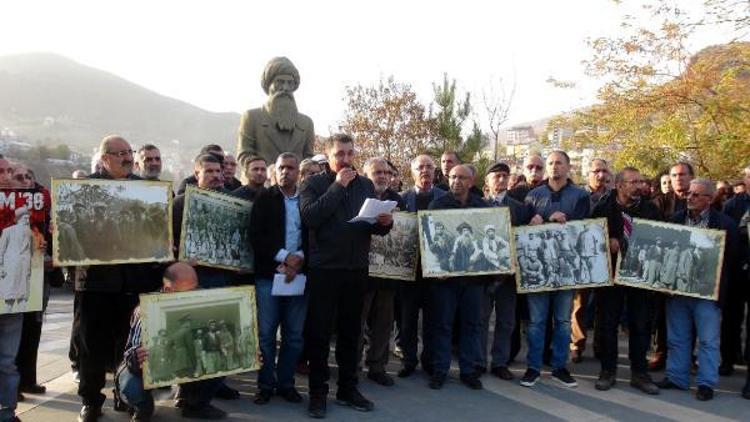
[261,57,300,94]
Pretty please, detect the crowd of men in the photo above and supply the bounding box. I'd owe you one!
[0,57,749,422]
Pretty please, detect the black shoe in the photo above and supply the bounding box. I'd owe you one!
[181,404,227,419]
[520,369,540,387]
[214,383,240,400]
[367,371,395,386]
[741,378,750,400]
[718,363,734,376]
[490,366,514,381]
[20,384,46,394]
[428,372,447,390]
[551,368,578,388]
[253,389,273,405]
[630,373,659,395]
[696,385,714,401]
[397,365,416,378]
[308,394,327,419]
[655,377,682,390]
[335,388,373,412]
[77,405,103,422]
[277,387,303,403]
[131,405,154,422]
[459,372,483,390]
[595,371,616,391]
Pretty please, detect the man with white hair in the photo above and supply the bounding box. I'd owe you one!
[656,178,739,401]
[508,153,545,202]
[136,144,162,181]
[237,57,315,167]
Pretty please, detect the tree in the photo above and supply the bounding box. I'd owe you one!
[547,1,750,179]
[430,74,471,156]
[482,77,516,161]
[339,76,435,179]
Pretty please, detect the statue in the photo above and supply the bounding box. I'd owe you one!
[236,57,315,167]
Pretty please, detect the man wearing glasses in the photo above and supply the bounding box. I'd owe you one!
[75,135,162,422]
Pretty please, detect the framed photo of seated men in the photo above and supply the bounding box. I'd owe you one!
[179,186,254,272]
[0,188,48,314]
[615,218,725,300]
[418,207,514,278]
[369,212,418,281]
[140,286,260,389]
[514,218,612,293]
[51,178,173,266]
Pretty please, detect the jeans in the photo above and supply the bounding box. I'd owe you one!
[116,367,153,412]
[255,278,308,391]
[596,286,651,374]
[399,282,434,370]
[0,314,23,422]
[431,282,483,375]
[665,296,721,389]
[526,290,574,371]
[306,268,367,395]
[359,287,396,374]
[479,280,516,369]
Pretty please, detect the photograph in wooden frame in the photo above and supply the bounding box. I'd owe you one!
[369,212,418,281]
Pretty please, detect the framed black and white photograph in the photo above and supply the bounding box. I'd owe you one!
[51,178,173,266]
[369,212,418,281]
[179,186,253,272]
[140,286,260,389]
[514,218,612,293]
[418,207,514,278]
[615,218,725,300]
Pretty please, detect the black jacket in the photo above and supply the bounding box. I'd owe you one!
[492,194,533,226]
[231,185,264,202]
[722,192,749,266]
[671,208,739,308]
[249,185,309,279]
[591,189,625,243]
[300,171,392,270]
[75,171,162,294]
[653,191,687,221]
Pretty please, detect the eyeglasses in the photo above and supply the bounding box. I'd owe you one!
[106,149,135,157]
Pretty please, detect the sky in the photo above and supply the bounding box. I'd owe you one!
[1,0,738,136]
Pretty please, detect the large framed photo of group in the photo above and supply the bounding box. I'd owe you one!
[615,219,725,301]
[51,178,174,266]
[179,186,254,272]
[514,218,612,293]
[140,286,260,389]
[369,212,419,281]
[418,207,514,278]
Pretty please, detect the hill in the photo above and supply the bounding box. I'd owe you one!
[0,53,240,152]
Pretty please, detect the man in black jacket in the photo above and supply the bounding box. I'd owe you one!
[593,167,660,395]
[359,157,406,387]
[299,134,392,418]
[249,152,308,406]
[76,135,162,422]
[428,164,489,391]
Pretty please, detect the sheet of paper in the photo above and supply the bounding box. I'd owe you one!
[348,198,397,224]
[272,273,307,296]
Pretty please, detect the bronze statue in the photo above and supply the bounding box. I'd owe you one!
[236,57,315,167]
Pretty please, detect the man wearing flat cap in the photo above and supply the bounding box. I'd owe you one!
[237,57,315,167]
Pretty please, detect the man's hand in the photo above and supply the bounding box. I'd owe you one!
[609,238,620,255]
[549,211,567,224]
[136,346,148,368]
[284,254,304,271]
[376,213,393,227]
[335,168,357,188]
[529,214,544,225]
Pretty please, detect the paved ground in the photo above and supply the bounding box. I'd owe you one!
[16,288,750,421]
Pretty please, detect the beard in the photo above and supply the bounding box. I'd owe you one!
[373,182,388,195]
[267,92,298,132]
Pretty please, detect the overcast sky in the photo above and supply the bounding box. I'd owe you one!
[1,0,736,135]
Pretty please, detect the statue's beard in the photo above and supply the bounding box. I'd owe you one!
[267,92,298,132]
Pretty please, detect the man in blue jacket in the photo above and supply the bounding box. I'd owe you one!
[520,150,590,389]
[299,134,392,419]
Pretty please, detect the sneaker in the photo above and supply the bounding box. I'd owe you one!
[630,373,659,395]
[520,369,540,387]
[181,404,227,419]
[696,385,714,401]
[459,372,483,390]
[308,393,327,419]
[367,371,395,386]
[398,365,416,378]
[253,389,273,405]
[429,372,447,390]
[595,371,616,391]
[490,366,514,381]
[551,368,578,388]
[278,387,303,403]
[335,388,374,412]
